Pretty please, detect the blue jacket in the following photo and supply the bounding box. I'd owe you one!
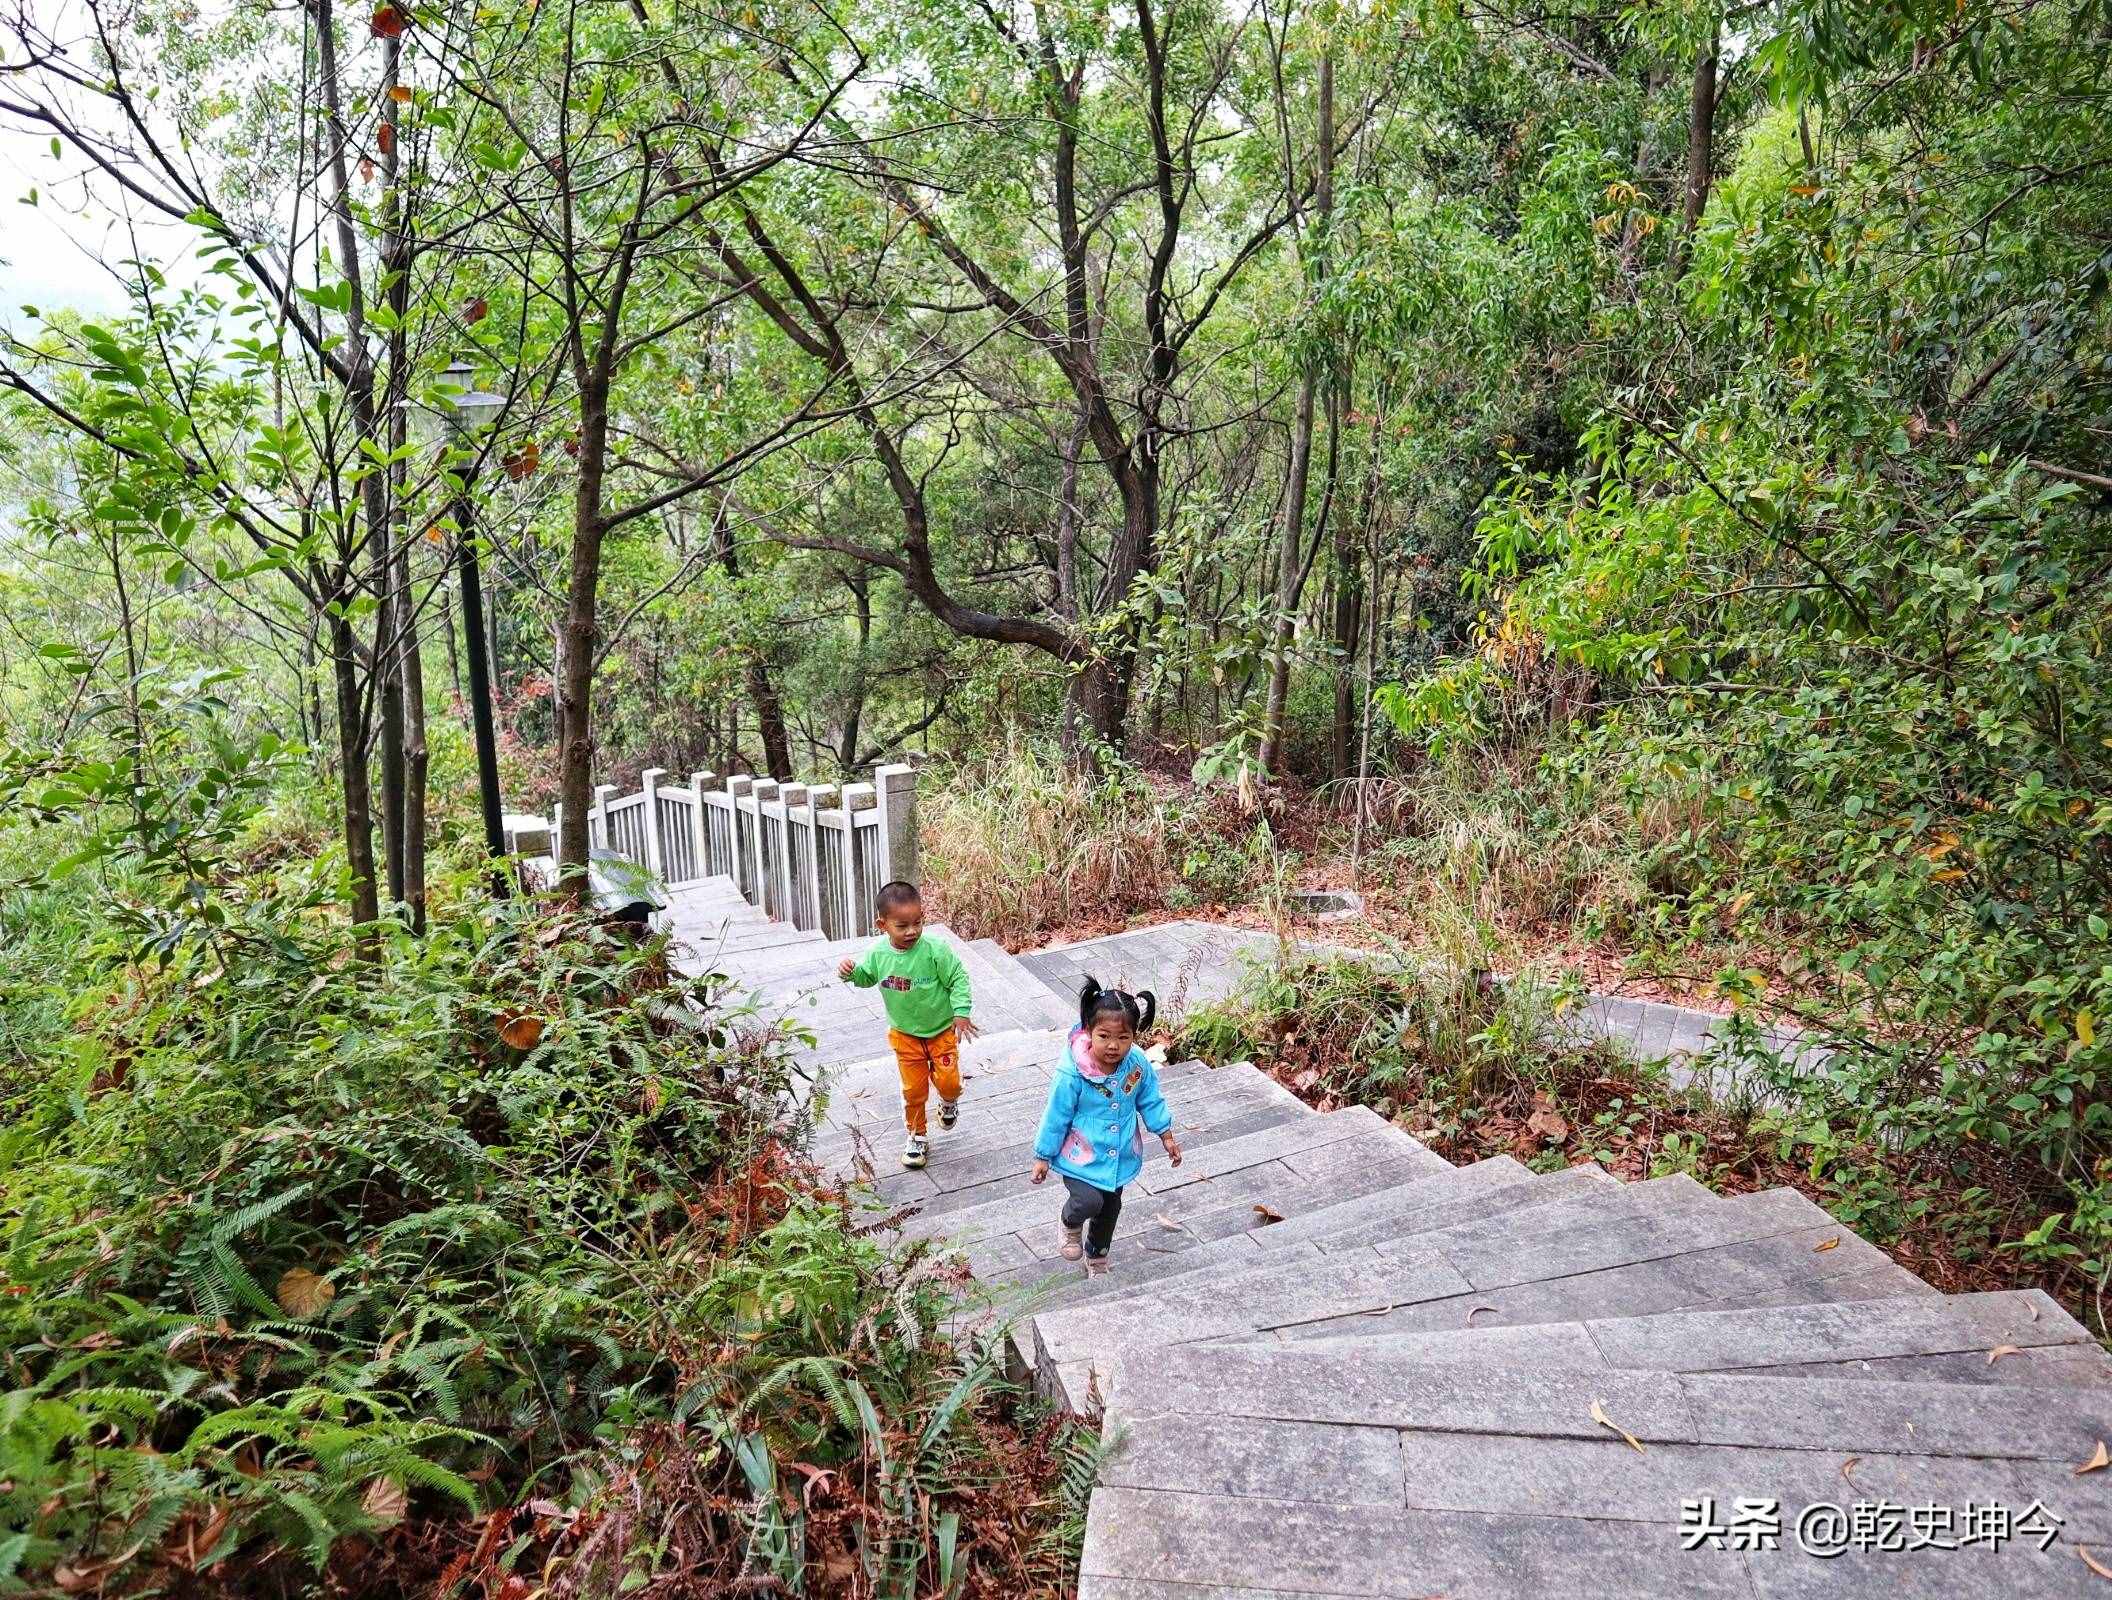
[1032,1028,1173,1191]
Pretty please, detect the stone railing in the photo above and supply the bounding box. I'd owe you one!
[511,764,917,941]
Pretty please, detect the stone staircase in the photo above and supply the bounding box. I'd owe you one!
[663,876,2112,1596]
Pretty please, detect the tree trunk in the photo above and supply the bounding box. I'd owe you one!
[329,608,382,939]
[555,377,611,885]
[1259,50,1333,775]
[1676,27,1720,267]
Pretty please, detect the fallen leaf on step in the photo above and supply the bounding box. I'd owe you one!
[2077,1441,2111,1475]
[1252,1204,1284,1225]
[1814,1236,1840,1252]
[1153,1212,1192,1235]
[2030,1300,2042,1321]
[1590,1397,1645,1454]
[1465,1305,1500,1324]
[1987,1344,2024,1366]
[1839,1457,1860,1485]
[2081,1547,2112,1581]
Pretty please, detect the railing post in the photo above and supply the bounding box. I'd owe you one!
[775,783,806,927]
[804,784,835,935]
[750,780,781,919]
[841,780,873,933]
[593,783,616,853]
[726,775,755,905]
[640,768,667,881]
[689,770,715,882]
[873,762,919,887]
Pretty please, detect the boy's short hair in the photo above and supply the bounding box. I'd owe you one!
[875,880,922,918]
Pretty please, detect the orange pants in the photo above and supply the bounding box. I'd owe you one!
[891,1027,961,1136]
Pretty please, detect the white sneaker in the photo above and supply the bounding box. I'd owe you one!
[902,1134,928,1170]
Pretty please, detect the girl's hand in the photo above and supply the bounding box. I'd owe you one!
[836,958,855,981]
[954,1016,982,1043]
[1030,1159,1050,1186]
[1160,1131,1183,1168]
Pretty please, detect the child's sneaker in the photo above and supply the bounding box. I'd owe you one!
[1084,1254,1112,1278]
[937,1098,959,1131]
[902,1134,928,1170]
[1059,1223,1084,1261]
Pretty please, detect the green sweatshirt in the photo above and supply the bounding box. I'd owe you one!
[845,933,973,1038]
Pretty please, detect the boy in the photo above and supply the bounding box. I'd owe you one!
[837,881,981,1169]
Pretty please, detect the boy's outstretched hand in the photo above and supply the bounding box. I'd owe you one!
[954,1016,982,1043]
[836,957,855,981]
[1160,1130,1183,1168]
[1029,1159,1050,1185]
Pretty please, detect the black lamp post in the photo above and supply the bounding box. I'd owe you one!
[406,360,509,878]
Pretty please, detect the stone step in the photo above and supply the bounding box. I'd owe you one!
[980,1163,1590,1379]
[1046,1171,1729,1345]
[1004,1164,1643,1340]
[866,1084,1315,1213]
[822,1046,1242,1132]
[1031,1187,1918,1412]
[944,1127,1447,1289]
[982,1154,1556,1304]
[909,1111,1444,1251]
[816,1055,1288,1164]
[1287,1287,2107,1386]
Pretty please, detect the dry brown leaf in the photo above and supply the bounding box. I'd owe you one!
[1814,1236,1840,1252]
[274,1268,335,1320]
[1153,1211,1191,1235]
[1252,1204,1285,1225]
[1987,1344,2025,1366]
[1590,1397,1644,1454]
[362,1475,407,1528]
[2077,1440,2111,1475]
[375,121,395,157]
[388,85,413,104]
[463,296,489,325]
[2083,1547,2112,1582]
[1525,1102,1569,1143]
[2030,1300,2043,1321]
[1465,1305,1501,1324]
[1839,1456,1860,1484]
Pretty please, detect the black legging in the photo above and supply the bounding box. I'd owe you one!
[1061,1175,1125,1259]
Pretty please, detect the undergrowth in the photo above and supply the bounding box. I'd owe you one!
[0,831,1090,1597]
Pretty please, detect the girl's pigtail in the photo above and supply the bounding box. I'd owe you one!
[1136,990,1157,1034]
[1078,976,1103,1030]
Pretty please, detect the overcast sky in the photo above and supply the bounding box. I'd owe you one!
[0,123,204,325]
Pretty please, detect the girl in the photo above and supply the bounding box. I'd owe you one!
[1030,977,1183,1276]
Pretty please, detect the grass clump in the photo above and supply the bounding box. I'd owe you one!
[920,744,1171,945]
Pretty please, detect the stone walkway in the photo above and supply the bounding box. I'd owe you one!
[667,882,2109,1596]
[1016,919,1830,1095]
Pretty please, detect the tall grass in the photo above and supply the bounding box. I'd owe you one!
[920,745,1172,945]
